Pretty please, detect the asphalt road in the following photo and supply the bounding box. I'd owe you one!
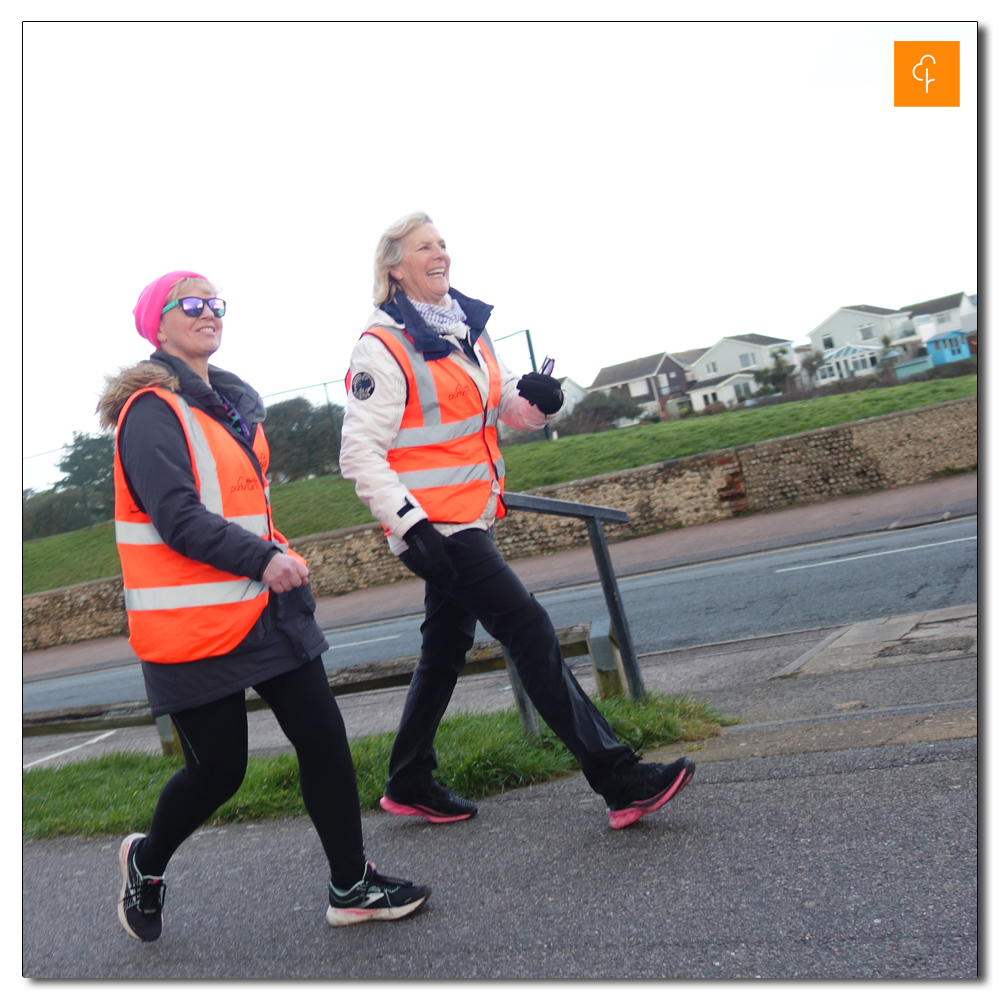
[22,516,978,714]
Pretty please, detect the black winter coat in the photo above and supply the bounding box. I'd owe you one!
[106,351,329,716]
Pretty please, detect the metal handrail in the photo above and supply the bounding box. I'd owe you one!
[503,492,646,700]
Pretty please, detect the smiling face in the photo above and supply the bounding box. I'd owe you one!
[389,223,451,305]
[157,279,222,368]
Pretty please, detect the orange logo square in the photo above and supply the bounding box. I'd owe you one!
[894,41,960,107]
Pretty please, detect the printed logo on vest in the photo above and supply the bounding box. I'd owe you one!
[232,475,259,492]
[448,385,473,400]
[352,371,376,400]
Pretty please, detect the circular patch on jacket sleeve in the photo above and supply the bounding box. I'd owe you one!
[351,371,376,400]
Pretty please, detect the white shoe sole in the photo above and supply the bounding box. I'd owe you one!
[117,832,150,942]
[325,893,429,927]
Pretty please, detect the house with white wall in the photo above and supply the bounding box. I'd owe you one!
[806,304,912,355]
[806,292,977,384]
[689,334,793,386]
[688,370,759,412]
[898,292,977,346]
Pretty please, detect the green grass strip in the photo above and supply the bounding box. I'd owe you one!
[23,693,730,840]
[501,375,977,491]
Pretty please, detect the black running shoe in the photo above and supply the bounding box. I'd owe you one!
[605,756,695,829]
[380,780,478,823]
[326,862,431,926]
[117,833,166,942]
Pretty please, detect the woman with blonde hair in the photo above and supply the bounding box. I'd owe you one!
[340,215,695,829]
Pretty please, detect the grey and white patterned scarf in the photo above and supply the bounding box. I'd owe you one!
[409,295,468,335]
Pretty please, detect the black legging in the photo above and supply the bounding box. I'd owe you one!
[135,657,366,888]
[389,527,635,798]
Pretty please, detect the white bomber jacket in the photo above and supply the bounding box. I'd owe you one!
[339,297,548,554]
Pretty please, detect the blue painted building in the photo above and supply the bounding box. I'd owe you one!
[926,330,971,367]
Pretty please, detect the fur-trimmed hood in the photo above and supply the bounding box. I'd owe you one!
[97,353,266,432]
[97,361,181,431]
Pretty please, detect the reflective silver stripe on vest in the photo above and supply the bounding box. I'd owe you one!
[227,513,270,535]
[391,414,484,449]
[375,327,441,425]
[494,455,506,479]
[484,406,499,427]
[397,462,495,490]
[174,396,224,516]
[124,578,269,611]
[115,513,270,546]
[115,522,164,545]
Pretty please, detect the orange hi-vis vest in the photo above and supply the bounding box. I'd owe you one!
[114,386,295,664]
[357,325,507,525]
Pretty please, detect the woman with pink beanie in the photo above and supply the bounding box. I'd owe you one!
[101,270,430,943]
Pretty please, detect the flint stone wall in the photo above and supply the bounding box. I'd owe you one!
[23,396,976,651]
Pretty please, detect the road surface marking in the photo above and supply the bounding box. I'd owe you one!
[326,634,401,650]
[775,536,977,573]
[23,730,118,770]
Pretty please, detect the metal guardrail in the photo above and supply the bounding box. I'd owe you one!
[503,492,645,699]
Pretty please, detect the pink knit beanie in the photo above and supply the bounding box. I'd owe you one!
[133,270,208,348]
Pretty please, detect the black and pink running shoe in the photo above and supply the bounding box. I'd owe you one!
[605,757,695,830]
[380,781,478,823]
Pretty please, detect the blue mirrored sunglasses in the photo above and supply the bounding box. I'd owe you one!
[161,296,227,318]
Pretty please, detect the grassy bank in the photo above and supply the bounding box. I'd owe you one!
[22,375,976,594]
[503,375,977,491]
[23,693,728,839]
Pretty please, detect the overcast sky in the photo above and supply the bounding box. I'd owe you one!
[22,19,978,493]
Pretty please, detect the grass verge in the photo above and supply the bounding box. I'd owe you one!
[501,375,977,491]
[23,693,730,840]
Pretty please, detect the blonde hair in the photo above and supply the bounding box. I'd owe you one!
[372,211,433,306]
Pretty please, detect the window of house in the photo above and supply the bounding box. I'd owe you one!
[657,373,669,389]
[822,336,834,350]
[628,379,649,397]
[668,370,676,380]
[702,394,711,407]
[819,365,834,380]
[858,323,875,339]
[705,361,718,374]
[738,352,758,367]
[936,312,951,325]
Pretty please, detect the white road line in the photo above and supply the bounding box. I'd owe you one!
[327,634,401,650]
[775,536,977,573]
[23,730,118,770]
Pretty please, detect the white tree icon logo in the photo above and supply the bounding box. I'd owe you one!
[912,54,936,94]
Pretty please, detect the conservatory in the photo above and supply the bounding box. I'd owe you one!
[814,343,883,384]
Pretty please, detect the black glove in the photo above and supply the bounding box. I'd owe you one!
[516,372,564,414]
[402,519,459,586]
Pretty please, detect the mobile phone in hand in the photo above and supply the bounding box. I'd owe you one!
[539,357,555,376]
